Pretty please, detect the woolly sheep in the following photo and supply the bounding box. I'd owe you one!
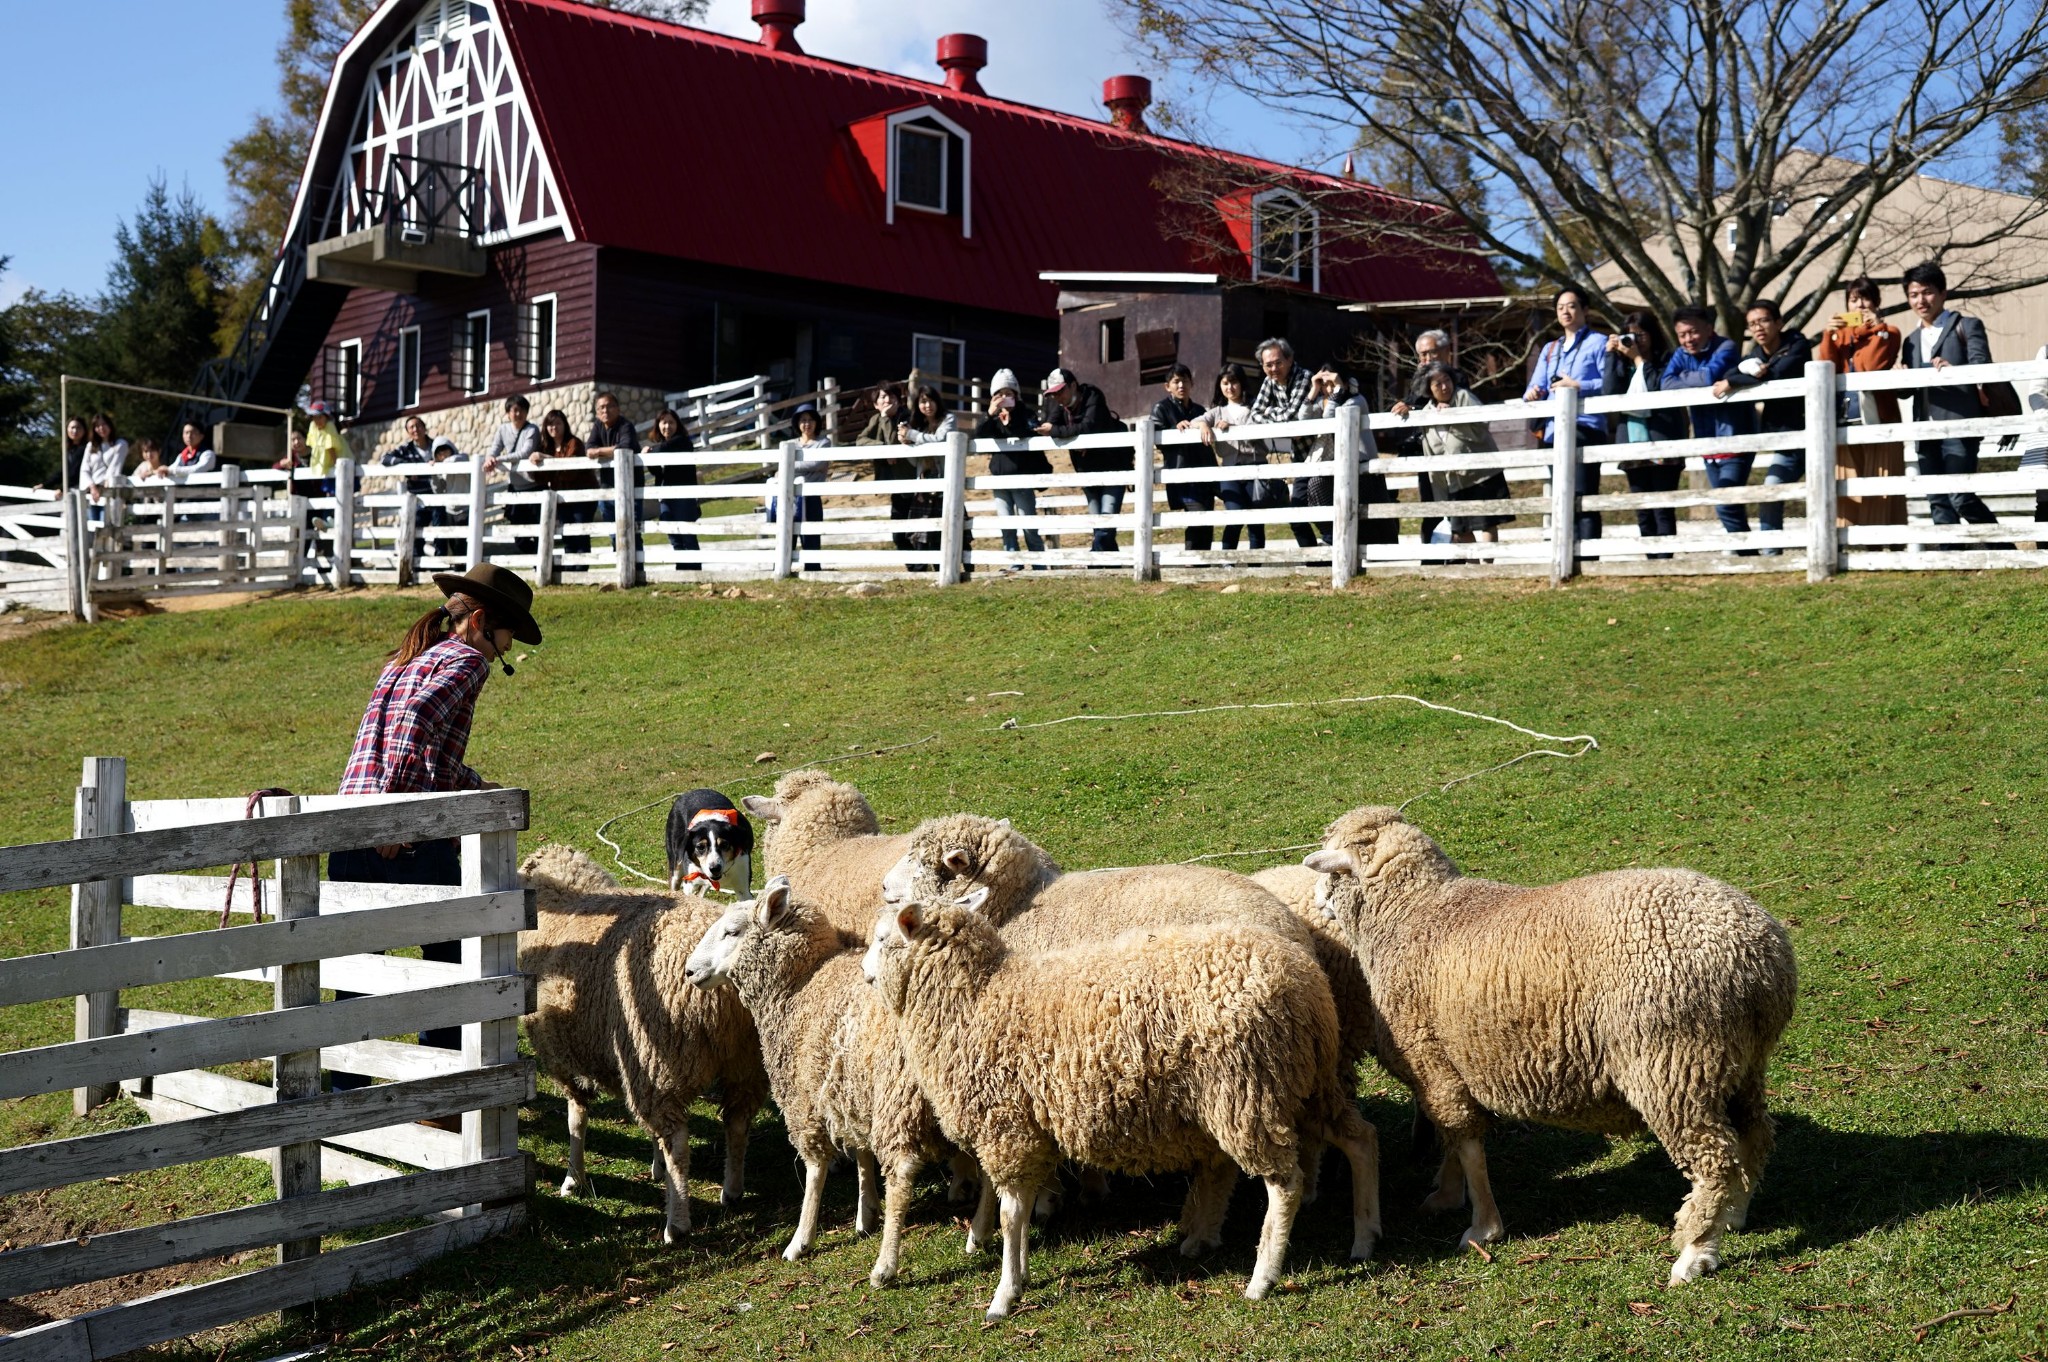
[684,877,992,1285]
[1304,807,1797,1285]
[742,770,909,941]
[519,844,769,1242]
[865,887,1381,1320]
[1250,863,1376,1077]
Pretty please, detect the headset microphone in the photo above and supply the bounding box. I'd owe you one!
[485,634,515,678]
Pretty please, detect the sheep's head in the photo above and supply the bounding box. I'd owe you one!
[864,885,995,1011]
[520,843,619,897]
[881,814,1054,921]
[743,771,880,857]
[685,875,819,992]
[1304,806,1456,932]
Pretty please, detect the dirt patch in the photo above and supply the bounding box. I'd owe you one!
[0,1187,248,1332]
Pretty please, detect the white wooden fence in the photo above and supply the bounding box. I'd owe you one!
[0,759,533,1358]
[0,486,69,612]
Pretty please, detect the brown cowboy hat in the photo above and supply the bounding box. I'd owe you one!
[433,563,543,644]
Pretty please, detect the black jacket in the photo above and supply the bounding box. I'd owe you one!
[1600,352,1690,444]
[645,430,695,485]
[974,409,1051,476]
[1041,382,1127,474]
[1902,312,1993,421]
[1151,395,1214,468]
[1725,329,1814,433]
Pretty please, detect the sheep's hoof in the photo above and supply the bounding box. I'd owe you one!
[1422,1186,1465,1213]
[1458,1223,1503,1249]
[985,1295,1019,1321]
[1244,1275,1275,1302]
[559,1173,590,1198]
[1669,1244,1719,1284]
[1349,1229,1378,1262]
[964,1228,992,1254]
[663,1220,690,1245]
[869,1263,897,1289]
[1178,1232,1221,1259]
[781,1240,807,1263]
[721,1188,743,1210]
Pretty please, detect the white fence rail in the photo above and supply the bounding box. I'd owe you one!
[47,359,2048,613]
[0,760,533,1358]
[0,485,69,612]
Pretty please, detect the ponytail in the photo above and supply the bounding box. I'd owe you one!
[390,593,483,666]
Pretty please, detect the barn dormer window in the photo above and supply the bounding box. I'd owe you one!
[1252,189,1318,288]
[884,107,972,237]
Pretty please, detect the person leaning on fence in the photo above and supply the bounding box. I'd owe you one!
[1900,260,2005,544]
[1815,276,1906,526]
[1663,306,1755,549]
[428,436,463,532]
[60,415,88,493]
[856,382,915,559]
[132,437,169,482]
[532,408,596,557]
[975,368,1047,559]
[1197,363,1259,550]
[328,563,542,1090]
[1716,299,1813,555]
[1417,362,1508,551]
[1289,364,1366,549]
[645,408,699,559]
[305,401,345,497]
[169,421,219,483]
[771,402,830,567]
[483,394,544,558]
[896,385,954,571]
[1602,312,1688,559]
[383,416,438,559]
[1154,364,1214,552]
[1390,329,1453,543]
[1037,367,1127,553]
[585,391,638,531]
[1524,286,1609,546]
[79,413,128,518]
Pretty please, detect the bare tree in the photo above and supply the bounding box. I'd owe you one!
[1119,0,2048,333]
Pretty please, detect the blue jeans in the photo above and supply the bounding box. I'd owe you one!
[766,495,822,558]
[1084,486,1123,552]
[1217,478,1264,550]
[993,487,1043,554]
[1918,437,1999,528]
[1706,455,1755,545]
[1759,450,1803,534]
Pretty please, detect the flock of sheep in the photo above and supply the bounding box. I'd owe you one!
[517,770,1798,1320]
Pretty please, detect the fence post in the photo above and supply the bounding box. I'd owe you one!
[970,376,986,415]
[1549,389,1581,586]
[462,822,526,1215]
[820,376,840,440]
[266,793,322,1284]
[466,459,487,566]
[537,490,559,585]
[396,491,419,588]
[754,378,771,452]
[1131,416,1158,583]
[614,449,638,588]
[939,430,968,586]
[218,462,244,578]
[773,440,797,579]
[1332,403,1363,589]
[1804,359,1840,582]
[333,458,356,589]
[61,490,83,621]
[71,756,125,1115]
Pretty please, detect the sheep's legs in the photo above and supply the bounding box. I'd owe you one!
[1244,1166,1304,1301]
[870,1153,925,1287]
[784,1158,829,1261]
[1327,1112,1382,1261]
[1422,1140,1467,1212]
[657,1123,695,1243]
[1453,1137,1504,1248]
[1725,1070,1775,1233]
[721,1107,751,1209]
[1177,1157,1238,1257]
[986,1186,1034,1320]
[966,1173,999,1253]
[854,1150,882,1235]
[560,1097,592,1198]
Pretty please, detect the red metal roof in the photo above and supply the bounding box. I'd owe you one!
[492,0,1498,317]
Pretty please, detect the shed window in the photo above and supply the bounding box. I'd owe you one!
[398,326,422,408]
[895,125,947,214]
[454,309,490,394]
[1254,192,1314,282]
[1099,318,1126,364]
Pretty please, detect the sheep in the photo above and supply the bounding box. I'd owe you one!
[865,886,1381,1320]
[742,770,910,941]
[1304,806,1797,1285]
[1250,863,1376,1078]
[518,844,770,1242]
[683,876,994,1285]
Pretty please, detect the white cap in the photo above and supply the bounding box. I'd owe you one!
[1042,367,1069,394]
[989,368,1021,394]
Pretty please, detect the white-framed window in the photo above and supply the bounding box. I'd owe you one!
[885,107,972,237]
[519,294,557,383]
[330,339,363,419]
[454,308,490,395]
[1251,189,1318,287]
[1099,317,1126,364]
[912,333,965,381]
[416,0,471,49]
[398,326,422,409]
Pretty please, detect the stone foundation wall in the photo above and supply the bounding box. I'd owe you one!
[337,381,673,461]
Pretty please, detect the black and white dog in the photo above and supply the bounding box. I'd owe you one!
[665,788,754,896]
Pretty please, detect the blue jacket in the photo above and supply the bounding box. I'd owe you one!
[1529,329,1608,443]
[1662,339,1753,442]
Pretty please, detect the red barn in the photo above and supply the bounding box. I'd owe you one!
[206,0,1497,452]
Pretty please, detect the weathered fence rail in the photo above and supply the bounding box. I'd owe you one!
[0,760,533,1358]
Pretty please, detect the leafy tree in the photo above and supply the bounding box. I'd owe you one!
[0,262,97,486]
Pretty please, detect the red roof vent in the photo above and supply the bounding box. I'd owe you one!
[752,0,804,53]
[1103,74,1152,133]
[936,33,988,95]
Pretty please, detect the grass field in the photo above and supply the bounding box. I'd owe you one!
[0,572,2044,1360]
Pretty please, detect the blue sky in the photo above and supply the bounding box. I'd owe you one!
[0,0,1320,308]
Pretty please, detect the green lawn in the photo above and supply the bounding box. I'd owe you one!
[1,572,2044,1360]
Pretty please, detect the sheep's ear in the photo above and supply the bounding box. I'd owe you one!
[741,796,782,822]
[941,848,973,876]
[754,876,793,924]
[895,903,924,940]
[994,818,1011,832]
[1304,849,1357,877]
[953,885,992,915]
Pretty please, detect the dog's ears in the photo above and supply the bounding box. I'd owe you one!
[942,848,973,877]
[1304,848,1357,877]
[741,795,782,822]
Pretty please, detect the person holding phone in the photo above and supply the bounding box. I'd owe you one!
[1815,276,1904,525]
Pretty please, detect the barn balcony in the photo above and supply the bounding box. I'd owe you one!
[307,156,488,293]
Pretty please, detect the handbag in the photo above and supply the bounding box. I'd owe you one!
[1979,381,2022,418]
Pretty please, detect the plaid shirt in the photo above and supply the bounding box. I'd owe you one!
[340,637,490,795]
[1247,363,1316,459]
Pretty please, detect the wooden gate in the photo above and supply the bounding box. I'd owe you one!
[0,758,534,1358]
